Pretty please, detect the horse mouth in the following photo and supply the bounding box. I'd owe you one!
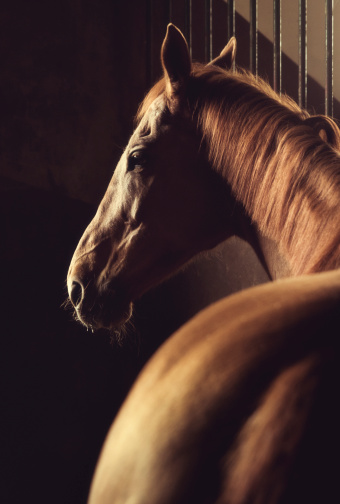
[74,297,134,333]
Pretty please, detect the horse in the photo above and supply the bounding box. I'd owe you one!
[67,24,340,504]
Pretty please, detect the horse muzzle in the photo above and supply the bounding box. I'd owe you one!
[67,273,133,331]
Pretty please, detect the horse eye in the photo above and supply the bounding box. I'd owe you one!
[128,150,146,172]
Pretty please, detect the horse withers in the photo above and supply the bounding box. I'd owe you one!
[67,24,340,504]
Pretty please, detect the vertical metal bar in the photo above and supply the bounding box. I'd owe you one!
[146,0,153,88]
[227,0,235,40]
[185,0,192,57]
[250,0,258,75]
[299,0,307,109]
[167,0,172,22]
[273,0,282,94]
[205,0,212,62]
[227,0,235,70]
[325,0,334,116]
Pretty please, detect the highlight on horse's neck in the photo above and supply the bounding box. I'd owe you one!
[193,66,340,276]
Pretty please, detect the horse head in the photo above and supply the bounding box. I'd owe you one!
[67,25,237,332]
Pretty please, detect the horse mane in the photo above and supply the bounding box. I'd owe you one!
[138,64,340,274]
[136,65,309,130]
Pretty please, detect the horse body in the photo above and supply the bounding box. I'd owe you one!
[67,24,340,504]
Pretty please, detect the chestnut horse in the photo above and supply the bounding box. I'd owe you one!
[68,25,340,504]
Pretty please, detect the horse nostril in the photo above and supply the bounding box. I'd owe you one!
[69,280,84,308]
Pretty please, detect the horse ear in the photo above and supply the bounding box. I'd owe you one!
[304,115,340,150]
[209,37,236,70]
[161,24,191,97]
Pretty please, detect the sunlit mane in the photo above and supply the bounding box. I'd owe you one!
[138,64,340,274]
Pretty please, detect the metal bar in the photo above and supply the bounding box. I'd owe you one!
[250,0,258,75]
[167,0,172,22]
[227,0,235,40]
[299,0,307,109]
[273,0,282,94]
[146,0,153,87]
[185,0,192,57]
[325,0,334,116]
[205,0,212,62]
[227,0,235,70]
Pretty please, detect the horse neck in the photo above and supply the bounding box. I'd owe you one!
[244,227,294,280]
[198,84,340,276]
[236,130,340,276]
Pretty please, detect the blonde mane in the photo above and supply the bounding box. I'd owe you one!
[138,64,340,274]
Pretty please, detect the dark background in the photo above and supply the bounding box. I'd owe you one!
[1,1,337,503]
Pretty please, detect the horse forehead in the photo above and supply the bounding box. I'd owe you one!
[150,94,167,118]
[137,95,168,133]
[147,94,167,121]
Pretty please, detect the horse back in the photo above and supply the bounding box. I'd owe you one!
[88,270,340,504]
